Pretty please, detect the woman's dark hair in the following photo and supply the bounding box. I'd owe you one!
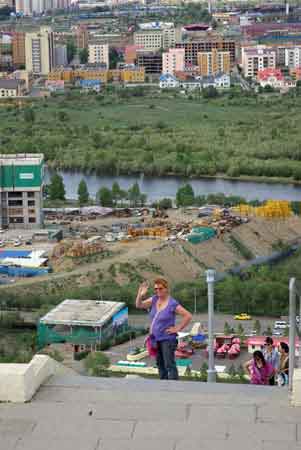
[253,350,266,366]
[280,342,289,353]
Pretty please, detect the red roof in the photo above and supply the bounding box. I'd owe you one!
[247,336,300,347]
[258,68,284,81]
[183,24,210,31]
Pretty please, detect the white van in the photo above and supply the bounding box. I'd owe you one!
[274,320,288,329]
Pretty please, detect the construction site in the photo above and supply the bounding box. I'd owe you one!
[1,199,300,292]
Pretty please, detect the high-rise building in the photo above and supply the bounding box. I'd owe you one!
[197,48,230,76]
[75,25,88,50]
[54,44,67,67]
[88,43,109,68]
[134,23,176,51]
[176,39,236,66]
[12,32,26,68]
[15,0,33,15]
[162,48,185,75]
[241,45,276,78]
[25,27,54,75]
[0,154,44,229]
[136,51,162,74]
[284,47,301,68]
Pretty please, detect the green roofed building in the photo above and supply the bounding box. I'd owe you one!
[0,153,44,228]
[38,299,129,354]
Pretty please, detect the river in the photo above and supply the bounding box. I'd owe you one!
[44,169,301,202]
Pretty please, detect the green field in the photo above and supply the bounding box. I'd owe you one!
[1,89,301,181]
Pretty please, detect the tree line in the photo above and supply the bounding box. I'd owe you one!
[46,173,147,207]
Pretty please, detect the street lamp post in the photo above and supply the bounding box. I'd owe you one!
[206,269,216,383]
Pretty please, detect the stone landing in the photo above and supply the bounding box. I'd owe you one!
[0,375,300,450]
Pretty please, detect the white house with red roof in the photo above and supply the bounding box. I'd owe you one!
[258,68,296,90]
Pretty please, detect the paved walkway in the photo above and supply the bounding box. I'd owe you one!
[0,375,301,450]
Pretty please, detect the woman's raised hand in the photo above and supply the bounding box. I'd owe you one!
[138,281,149,298]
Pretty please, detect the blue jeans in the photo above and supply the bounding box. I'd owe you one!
[156,340,178,380]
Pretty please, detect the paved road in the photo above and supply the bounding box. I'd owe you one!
[0,374,298,450]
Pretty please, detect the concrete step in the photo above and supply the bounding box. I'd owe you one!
[1,375,300,450]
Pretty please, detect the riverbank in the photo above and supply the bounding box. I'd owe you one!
[3,93,301,192]
[45,168,301,203]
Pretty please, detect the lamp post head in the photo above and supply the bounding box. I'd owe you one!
[206,269,216,283]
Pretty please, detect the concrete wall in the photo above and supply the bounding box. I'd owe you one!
[0,355,56,403]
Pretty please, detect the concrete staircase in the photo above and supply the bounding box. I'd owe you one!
[1,374,300,450]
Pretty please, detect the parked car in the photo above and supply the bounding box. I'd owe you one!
[274,320,288,330]
[13,240,21,247]
[234,313,252,320]
[272,329,283,337]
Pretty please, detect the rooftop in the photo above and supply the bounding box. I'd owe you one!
[0,79,24,89]
[40,299,126,327]
[0,153,44,165]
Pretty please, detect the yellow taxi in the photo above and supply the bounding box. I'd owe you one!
[234,313,252,320]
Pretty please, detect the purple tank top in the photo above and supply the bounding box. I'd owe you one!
[149,295,179,342]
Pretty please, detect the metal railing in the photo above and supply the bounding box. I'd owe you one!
[288,278,301,390]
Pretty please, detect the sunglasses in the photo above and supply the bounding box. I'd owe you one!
[154,287,164,291]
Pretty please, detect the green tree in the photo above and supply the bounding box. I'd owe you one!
[176,183,195,207]
[84,351,110,376]
[58,111,68,122]
[200,361,208,379]
[66,39,76,64]
[77,179,89,206]
[158,198,172,209]
[109,47,121,69]
[253,319,261,335]
[128,182,143,207]
[112,181,122,206]
[237,323,245,337]
[265,326,273,336]
[49,173,66,201]
[224,321,232,335]
[79,48,89,64]
[227,364,237,377]
[97,186,113,206]
[237,364,246,380]
[202,86,219,99]
[24,108,35,124]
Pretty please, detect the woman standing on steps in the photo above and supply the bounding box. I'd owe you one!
[136,277,192,380]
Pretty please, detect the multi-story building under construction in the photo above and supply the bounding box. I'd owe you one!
[0,154,44,229]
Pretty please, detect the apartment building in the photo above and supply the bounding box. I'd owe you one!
[16,0,71,15]
[284,47,301,68]
[0,154,44,229]
[197,48,230,76]
[241,45,276,78]
[12,32,26,68]
[134,30,163,51]
[136,51,162,74]
[75,25,88,50]
[48,68,109,83]
[120,67,145,83]
[54,45,67,67]
[25,27,54,75]
[88,43,109,68]
[176,39,236,66]
[134,26,175,51]
[162,48,185,75]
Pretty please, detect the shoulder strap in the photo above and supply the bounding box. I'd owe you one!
[150,309,160,334]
